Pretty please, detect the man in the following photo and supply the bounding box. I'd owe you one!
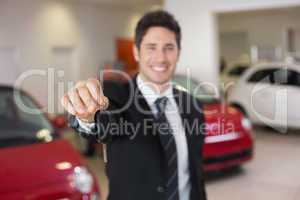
[61,10,207,200]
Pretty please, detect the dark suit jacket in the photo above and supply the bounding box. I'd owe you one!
[70,76,207,200]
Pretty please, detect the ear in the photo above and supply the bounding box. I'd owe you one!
[177,49,181,61]
[177,49,181,62]
[133,45,140,62]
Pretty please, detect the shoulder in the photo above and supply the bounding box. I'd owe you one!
[174,87,204,110]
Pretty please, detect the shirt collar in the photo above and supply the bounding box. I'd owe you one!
[137,74,174,107]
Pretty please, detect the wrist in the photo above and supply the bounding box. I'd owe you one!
[78,116,95,123]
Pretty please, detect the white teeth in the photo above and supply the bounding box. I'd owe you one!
[152,66,167,72]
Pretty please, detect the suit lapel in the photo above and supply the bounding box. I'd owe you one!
[173,87,195,137]
[173,87,204,189]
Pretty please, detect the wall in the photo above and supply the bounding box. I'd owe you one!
[219,32,249,66]
[165,0,300,87]
[218,7,300,65]
[0,0,148,113]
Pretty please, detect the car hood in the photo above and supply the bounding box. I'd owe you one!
[203,103,245,135]
[0,139,84,193]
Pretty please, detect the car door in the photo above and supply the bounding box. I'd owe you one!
[284,69,300,127]
[245,68,282,126]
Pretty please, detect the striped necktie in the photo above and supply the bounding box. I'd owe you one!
[154,97,179,200]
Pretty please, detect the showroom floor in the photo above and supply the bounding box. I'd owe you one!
[82,126,300,200]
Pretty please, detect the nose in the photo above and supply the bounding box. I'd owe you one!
[154,48,167,63]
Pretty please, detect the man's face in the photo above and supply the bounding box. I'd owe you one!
[133,26,180,86]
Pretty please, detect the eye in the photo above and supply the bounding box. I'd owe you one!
[165,46,175,51]
[147,46,156,51]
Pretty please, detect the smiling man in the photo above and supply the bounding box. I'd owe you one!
[62,10,207,200]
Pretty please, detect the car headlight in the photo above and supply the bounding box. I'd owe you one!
[241,117,252,131]
[71,166,94,193]
[241,117,255,140]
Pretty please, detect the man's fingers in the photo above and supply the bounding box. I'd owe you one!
[77,85,99,114]
[99,96,109,110]
[61,94,76,115]
[68,89,86,115]
[86,78,104,104]
[60,78,109,122]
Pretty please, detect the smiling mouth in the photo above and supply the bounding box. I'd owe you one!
[151,65,168,72]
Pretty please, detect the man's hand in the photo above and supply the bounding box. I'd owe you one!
[61,78,109,123]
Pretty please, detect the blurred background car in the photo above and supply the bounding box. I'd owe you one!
[0,85,101,199]
[173,74,254,172]
[220,63,250,98]
[228,62,300,129]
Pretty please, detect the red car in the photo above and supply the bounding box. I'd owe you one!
[0,86,100,199]
[173,74,254,172]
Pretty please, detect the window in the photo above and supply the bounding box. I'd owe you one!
[287,70,300,87]
[173,75,219,103]
[0,88,54,149]
[247,68,277,83]
[248,67,300,87]
[272,69,300,87]
[273,69,289,85]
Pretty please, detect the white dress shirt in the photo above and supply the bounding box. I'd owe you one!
[77,74,191,200]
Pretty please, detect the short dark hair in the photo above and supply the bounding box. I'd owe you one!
[134,10,181,50]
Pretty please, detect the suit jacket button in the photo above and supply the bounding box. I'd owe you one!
[157,186,165,193]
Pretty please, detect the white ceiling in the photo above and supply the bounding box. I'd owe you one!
[218,5,300,16]
[70,0,164,7]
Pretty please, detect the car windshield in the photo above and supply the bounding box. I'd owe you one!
[0,88,54,149]
[172,75,219,103]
